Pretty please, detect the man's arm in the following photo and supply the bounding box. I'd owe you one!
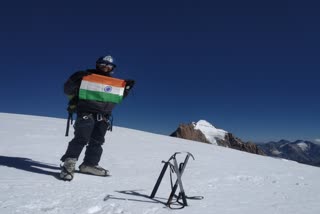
[64,71,90,95]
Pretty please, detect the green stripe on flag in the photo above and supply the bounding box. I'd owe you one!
[79,89,123,104]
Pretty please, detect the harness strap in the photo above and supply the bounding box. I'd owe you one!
[80,113,113,131]
[65,112,113,137]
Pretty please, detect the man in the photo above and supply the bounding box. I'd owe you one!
[60,55,135,181]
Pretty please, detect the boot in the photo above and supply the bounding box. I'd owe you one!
[79,163,110,176]
[60,158,77,181]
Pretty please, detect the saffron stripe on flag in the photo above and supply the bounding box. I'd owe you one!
[82,74,125,87]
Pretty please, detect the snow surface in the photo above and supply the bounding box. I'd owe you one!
[271,149,282,155]
[1,113,320,214]
[193,120,227,145]
[297,142,309,152]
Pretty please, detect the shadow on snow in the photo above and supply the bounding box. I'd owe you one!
[0,155,60,179]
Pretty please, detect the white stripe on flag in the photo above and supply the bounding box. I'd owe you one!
[80,80,124,96]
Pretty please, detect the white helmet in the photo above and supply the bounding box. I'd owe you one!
[96,55,116,67]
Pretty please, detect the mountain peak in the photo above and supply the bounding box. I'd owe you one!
[193,120,216,128]
[171,120,265,155]
[192,120,227,145]
[278,139,291,144]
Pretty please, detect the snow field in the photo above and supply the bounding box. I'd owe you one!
[0,113,320,214]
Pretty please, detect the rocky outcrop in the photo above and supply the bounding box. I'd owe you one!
[218,133,264,155]
[171,121,264,155]
[170,123,210,144]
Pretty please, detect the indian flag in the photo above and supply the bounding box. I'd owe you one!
[79,74,126,104]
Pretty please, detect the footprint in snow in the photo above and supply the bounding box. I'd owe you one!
[87,206,102,214]
[105,203,127,214]
[143,207,159,214]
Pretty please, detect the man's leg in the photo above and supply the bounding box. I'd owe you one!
[61,114,95,162]
[83,120,109,166]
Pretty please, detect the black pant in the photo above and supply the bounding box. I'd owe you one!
[61,113,110,166]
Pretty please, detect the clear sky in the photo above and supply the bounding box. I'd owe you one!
[0,0,319,142]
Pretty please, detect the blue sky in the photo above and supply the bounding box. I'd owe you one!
[0,0,319,142]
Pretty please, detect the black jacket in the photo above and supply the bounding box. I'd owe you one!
[64,69,122,115]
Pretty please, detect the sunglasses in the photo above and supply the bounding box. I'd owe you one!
[98,63,116,69]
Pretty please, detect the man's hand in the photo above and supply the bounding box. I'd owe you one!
[125,79,135,90]
[124,79,135,97]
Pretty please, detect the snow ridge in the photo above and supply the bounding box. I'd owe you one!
[193,120,227,145]
[297,142,309,152]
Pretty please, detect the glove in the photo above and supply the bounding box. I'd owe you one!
[125,79,135,91]
[124,79,135,97]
